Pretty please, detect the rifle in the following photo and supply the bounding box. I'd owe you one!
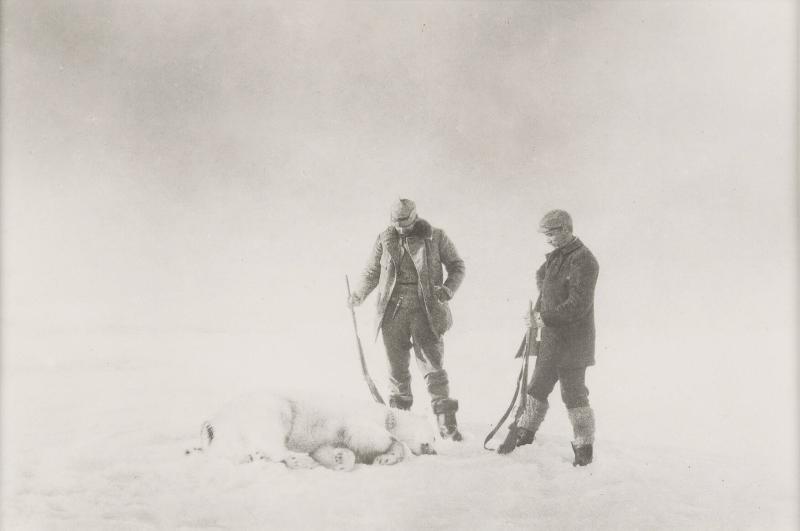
[484,300,540,452]
[345,275,385,405]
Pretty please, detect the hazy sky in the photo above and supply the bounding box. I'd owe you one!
[1,0,796,458]
[4,0,794,332]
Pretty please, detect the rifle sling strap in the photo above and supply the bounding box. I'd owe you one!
[483,331,532,450]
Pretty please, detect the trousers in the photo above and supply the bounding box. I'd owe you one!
[527,355,590,409]
[380,284,453,411]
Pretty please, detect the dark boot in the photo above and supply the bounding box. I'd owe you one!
[497,397,548,455]
[496,424,536,454]
[571,442,593,466]
[568,406,595,466]
[516,427,536,446]
[436,413,463,441]
[496,424,524,454]
[433,399,463,441]
[389,396,413,411]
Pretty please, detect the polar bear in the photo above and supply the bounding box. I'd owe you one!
[189,390,438,471]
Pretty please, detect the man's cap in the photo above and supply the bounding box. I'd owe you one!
[538,209,572,232]
[390,198,418,225]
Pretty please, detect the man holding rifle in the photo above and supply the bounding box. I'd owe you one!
[500,209,599,466]
[348,199,466,441]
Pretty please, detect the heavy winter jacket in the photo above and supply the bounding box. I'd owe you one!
[354,219,465,339]
[535,237,599,368]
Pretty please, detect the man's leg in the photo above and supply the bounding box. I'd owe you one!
[558,367,594,466]
[498,357,557,453]
[520,357,559,436]
[409,310,461,440]
[381,299,414,410]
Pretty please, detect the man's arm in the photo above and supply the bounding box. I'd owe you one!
[437,230,465,299]
[534,263,546,312]
[351,235,383,304]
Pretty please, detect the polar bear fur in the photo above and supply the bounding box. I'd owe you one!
[192,390,437,471]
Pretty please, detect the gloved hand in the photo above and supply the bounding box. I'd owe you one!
[433,286,452,302]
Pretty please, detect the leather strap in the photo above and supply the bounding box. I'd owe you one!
[484,334,531,450]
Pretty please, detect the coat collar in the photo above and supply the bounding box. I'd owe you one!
[380,219,432,265]
[546,237,583,259]
[380,218,433,242]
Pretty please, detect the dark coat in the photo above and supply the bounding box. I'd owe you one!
[354,219,465,339]
[530,238,599,368]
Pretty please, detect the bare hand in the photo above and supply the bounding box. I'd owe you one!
[523,310,545,329]
[348,294,363,308]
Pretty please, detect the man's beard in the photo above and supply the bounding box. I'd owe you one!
[397,222,416,235]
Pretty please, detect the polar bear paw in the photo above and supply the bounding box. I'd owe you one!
[311,445,356,472]
[374,441,406,466]
[374,452,401,466]
[282,453,319,470]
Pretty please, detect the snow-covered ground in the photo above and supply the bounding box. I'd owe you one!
[2,330,795,530]
[2,2,796,529]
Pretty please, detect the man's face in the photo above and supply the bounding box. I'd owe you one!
[542,226,572,248]
[393,216,416,235]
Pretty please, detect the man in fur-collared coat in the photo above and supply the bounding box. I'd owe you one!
[349,198,466,441]
[498,209,599,466]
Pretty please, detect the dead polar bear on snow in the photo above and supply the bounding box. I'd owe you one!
[192,390,438,471]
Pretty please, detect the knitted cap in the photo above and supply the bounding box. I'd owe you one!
[538,209,572,232]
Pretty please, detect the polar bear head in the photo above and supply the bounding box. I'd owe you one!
[389,410,437,455]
